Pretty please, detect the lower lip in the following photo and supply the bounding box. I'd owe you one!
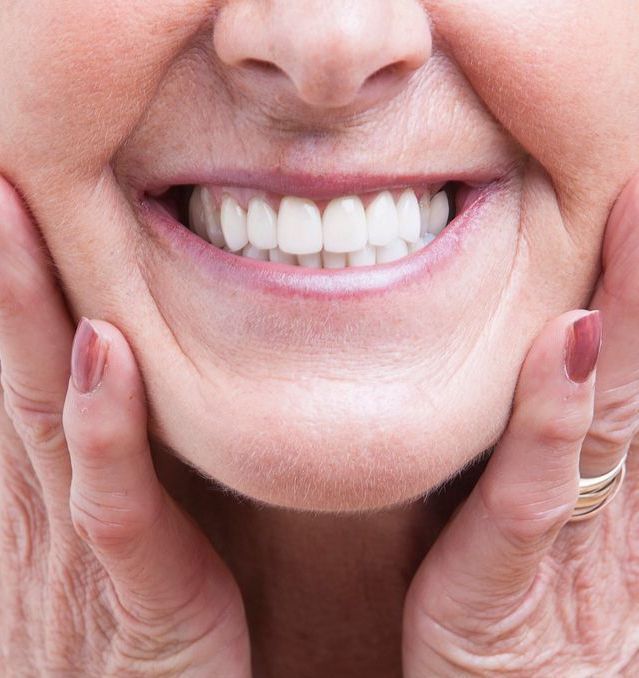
[137,181,501,300]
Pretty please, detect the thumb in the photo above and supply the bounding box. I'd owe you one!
[404,310,601,670]
[62,319,249,659]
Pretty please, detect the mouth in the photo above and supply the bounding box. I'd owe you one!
[134,167,511,299]
[149,181,464,269]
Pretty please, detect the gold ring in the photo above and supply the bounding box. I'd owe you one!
[570,454,627,522]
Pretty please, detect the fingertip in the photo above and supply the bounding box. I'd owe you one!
[515,310,599,409]
[564,310,602,385]
[64,317,147,454]
[69,317,144,401]
[70,318,109,394]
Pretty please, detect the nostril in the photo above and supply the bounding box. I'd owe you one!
[242,58,283,76]
[365,62,408,87]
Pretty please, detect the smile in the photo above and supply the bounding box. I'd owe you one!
[136,169,510,299]
[181,184,456,269]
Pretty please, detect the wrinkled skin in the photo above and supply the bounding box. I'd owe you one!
[0,1,637,508]
[0,1,639,676]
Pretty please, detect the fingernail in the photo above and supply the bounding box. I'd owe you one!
[71,318,107,393]
[565,311,602,384]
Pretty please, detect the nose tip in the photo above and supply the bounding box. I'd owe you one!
[214,0,432,110]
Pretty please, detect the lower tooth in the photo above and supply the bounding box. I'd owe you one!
[298,252,322,268]
[408,238,424,254]
[323,251,347,269]
[269,248,297,265]
[242,244,269,261]
[376,238,408,264]
[348,244,376,267]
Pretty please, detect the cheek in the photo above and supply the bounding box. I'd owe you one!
[431,0,639,204]
[0,0,210,179]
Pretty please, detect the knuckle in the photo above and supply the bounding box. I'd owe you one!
[589,390,639,451]
[67,420,118,460]
[499,504,573,549]
[0,252,50,323]
[69,488,162,551]
[2,374,65,452]
[521,402,593,448]
[0,267,35,324]
[479,480,574,549]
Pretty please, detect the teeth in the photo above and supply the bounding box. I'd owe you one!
[419,194,430,237]
[322,251,347,269]
[269,247,297,265]
[322,196,368,253]
[188,184,454,269]
[408,233,436,254]
[278,197,323,255]
[396,190,421,244]
[242,244,269,261]
[408,239,425,254]
[190,186,226,247]
[298,252,322,268]
[428,191,450,235]
[247,197,278,250]
[366,191,399,247]
[348,244,376,267]
[189,186,209,240]
[221,195,249,251]
[376,238,409,264]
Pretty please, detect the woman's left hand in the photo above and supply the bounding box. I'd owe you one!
[403,173,639,677]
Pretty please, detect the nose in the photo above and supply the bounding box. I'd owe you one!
[213,0,432,110]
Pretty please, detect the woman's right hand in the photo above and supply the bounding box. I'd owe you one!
[0,176,251,676]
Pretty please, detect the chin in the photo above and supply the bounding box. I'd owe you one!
[145,354,517,513]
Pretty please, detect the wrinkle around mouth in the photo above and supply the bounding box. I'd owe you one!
[137,250,208,385]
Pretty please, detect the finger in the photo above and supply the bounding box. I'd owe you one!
[405,311,600,642]
[0,175,74,516]
[62,320,248,654]
[581,173,639,476]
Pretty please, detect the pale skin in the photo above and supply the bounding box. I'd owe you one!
[1,1,639,676]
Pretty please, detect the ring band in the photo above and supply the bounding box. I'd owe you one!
[570,454,628,522]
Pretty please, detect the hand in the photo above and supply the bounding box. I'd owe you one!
[0,177,251,676]
[403,174,639,677]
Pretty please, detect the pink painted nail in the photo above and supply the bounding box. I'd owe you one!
[565,311,602,384]
[71,318,107,393]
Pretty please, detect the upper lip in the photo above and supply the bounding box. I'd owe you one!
[138,163,517,203]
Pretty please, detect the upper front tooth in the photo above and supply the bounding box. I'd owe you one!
[428,191,450,235]
[322,196,368,253]
[396,189,420,243]
[366,191,399,246]
[278,197,323,255]
[220,195,249,251]
[419,194,430,237]
[247,197,278,250]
